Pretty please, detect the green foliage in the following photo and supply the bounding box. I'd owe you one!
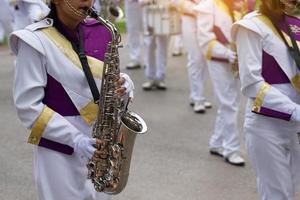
[116,19,127,34]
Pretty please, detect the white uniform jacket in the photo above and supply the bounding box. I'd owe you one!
[232,11,300,122]
[10,18,111,155]
[195,0,235,63]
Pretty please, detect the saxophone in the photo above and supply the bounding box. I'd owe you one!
[86,9,147,194]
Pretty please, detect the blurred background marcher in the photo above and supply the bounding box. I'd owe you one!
[195,0,246,166]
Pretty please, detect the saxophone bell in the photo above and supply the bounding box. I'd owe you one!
[107,5,124,22]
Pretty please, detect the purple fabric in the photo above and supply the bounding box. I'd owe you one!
[211,57,229,63]
[253,107,291,121]
[39,137,74,155]
[278,15,300,41]
[262,51,290,84]
[81,19,112,61]
[213,25,229,45]
[43,74,80,116]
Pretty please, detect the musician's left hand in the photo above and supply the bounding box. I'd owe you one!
[115,73,134,99]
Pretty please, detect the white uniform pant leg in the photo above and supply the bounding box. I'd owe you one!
[246,133,300,200]
[144,35,156,80]
[182,15,209,102]
[0,23,4,42]
[173,34,183,52]
[208,61,240,156]
[290,134,300,189]
[125,1,143,62]
[34,147,111,200]
[155,35,169,81]
[0,0,13,37]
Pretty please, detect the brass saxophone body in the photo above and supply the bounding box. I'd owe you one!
[86,9,147,194]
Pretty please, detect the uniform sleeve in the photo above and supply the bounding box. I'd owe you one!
[236,26,298,121]
[195,2,231,61]
[13,40,83,153]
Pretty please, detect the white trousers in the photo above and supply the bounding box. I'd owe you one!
[172,34,183,52]
[0,0,13,41]
[182,15,209,103]
[208,61,241,157]
[246,133,300,200]
[124,0,143,63]
[144,35,169,81]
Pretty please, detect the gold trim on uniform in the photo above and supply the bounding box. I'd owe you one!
[206,40,218,60]
[41,27,104,79]
[80,101,98,125]
[252,83,271,112]
[291,73,300,92]
[28,106,55,145]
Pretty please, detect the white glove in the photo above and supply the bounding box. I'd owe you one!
[120,73,135,98]
[74,134,97,162]
[225,49,237,64]
[291,106,300,122]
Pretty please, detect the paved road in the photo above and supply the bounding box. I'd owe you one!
[0,38,299,200]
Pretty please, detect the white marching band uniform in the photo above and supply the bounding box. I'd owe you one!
[0,0,13,43]
[174,0,210,108]
[140,0,169,83]
[232,11,300,199]
[10,18,117,200]
[195,0,241,158]
[11,0,49,30]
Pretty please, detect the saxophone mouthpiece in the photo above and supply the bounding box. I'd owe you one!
[85,7,98,18]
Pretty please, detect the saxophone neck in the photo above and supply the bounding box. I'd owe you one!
[86,8,121,44]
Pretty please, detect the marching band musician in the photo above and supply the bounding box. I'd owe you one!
[9,0,134,199]
[232,0,300,199]
[10,0,50,30]
[125,0,144,69]
[139,0,170,90]
[195,0,246,166]
[173,0,212,113]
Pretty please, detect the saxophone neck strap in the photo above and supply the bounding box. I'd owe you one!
[72,28,100,103]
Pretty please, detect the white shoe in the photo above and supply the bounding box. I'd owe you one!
[142,81,156,90]
[209,147,224,157]
[194,101,205,113]
[172,50,183,57]
[204,101,212,109]
[156,81,167,90]
[225,152,245,166]
[126,61,141,70]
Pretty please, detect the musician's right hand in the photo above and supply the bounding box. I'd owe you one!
[74,134,97,161]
